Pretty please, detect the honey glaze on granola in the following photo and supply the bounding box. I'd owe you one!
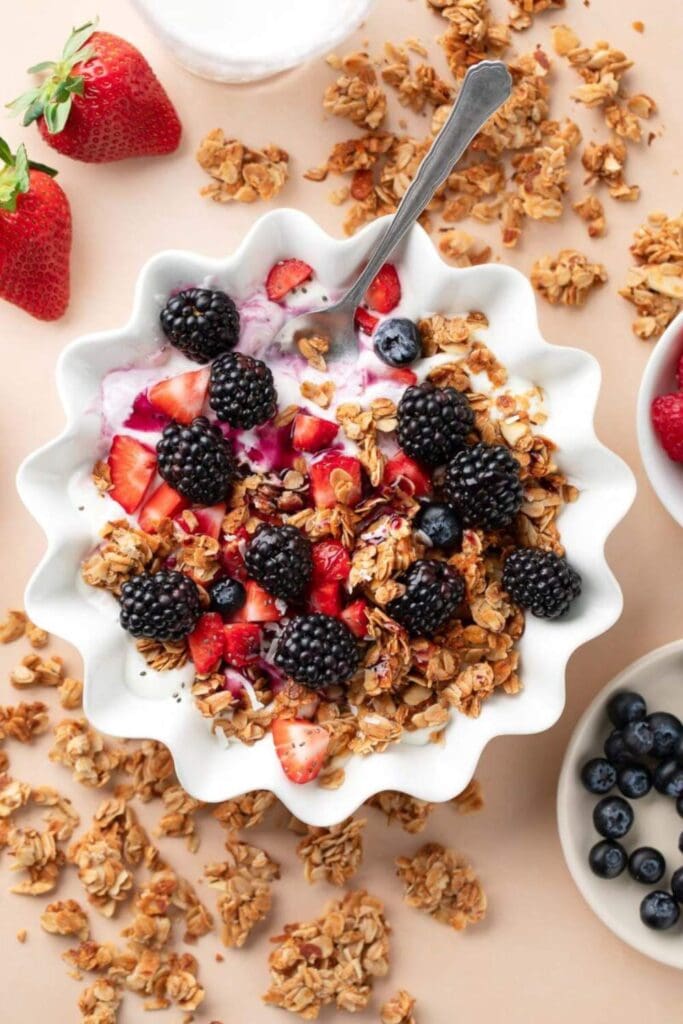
[79,268,577,783]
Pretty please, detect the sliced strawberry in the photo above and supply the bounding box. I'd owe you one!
[107,435,156,514]
[308,580,342,616]
[272,718,330,784]
[383,453,431,497]
[309,452,363,509]
[292,412,339,453]
[311,541,351,584]
[221,533,248,581]
[266,259,313,302]
[223,623,261,668]
[233,580,283,623]
[340,599,370,639]
[176,503,225,540]
[366,263,401,313]
[188,613,224,674]
[385,367,417,387]
[139,481,188,533]
[354,306,379,335]
[147,367,210,425]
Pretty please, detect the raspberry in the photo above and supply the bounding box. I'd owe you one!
[651,393,683,462]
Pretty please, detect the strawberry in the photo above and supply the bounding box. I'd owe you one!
[139,481,188,533]
[272,718,330,784]
[308,580,342,617]
[266,259,313,302]
[107,435,156,513]
[147,368,210,425]
[223,623,261,668]
[188,613,224,674]
[383,452,431,497]
[384,367,417,387]
[175,504,226,540]
[233,580,283,623]
[9,20,181,163]
[292,412,338,453]
[309,452,363,509]
[354,306,379,335]
[311,541,351,583]
[0,138,71,321]
[366,263,401,313]
[340,599,370,639]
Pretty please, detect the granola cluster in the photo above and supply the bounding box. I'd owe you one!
[196,129,290,203]
[530,249,608,307]
[619,211,683,340]
[395,842,487,930]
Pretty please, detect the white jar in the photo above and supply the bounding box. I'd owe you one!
[131,0,376,83]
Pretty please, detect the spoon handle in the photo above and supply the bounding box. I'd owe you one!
[342,60,512,309]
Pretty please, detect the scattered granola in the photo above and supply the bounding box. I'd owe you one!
[154,785,204,853]
[78,979,121,1024]
[508,0,565,32]
[381,990,417,1024]
[296,817,366,886]
[367,791,434,833]
[49,719,123,788]
[581,137,639,202]
[0,609,26,644]
[41,899,91,940]
[620,211,683,339]
[324,52,387,130]
[531,249,608,306]
[573,194,606,238]
[263,890,390,1018]
[395,842,486,930]
[452,777,484,814]
[197,130,289,203]
[0,701,49,743]
[205,839,280,948]
[212,790,276,833]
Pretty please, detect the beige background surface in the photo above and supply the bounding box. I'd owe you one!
[0,1,682,1021]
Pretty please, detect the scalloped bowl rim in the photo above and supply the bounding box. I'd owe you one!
[17,209,636,826]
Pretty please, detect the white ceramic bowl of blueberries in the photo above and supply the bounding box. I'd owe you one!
[558,640,683,969]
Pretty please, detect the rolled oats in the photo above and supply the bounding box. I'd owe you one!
[573,194,606,238]
[324,53,387,130]
[212,790,276,833]
[508,0,565,32]
[0,701,49,742]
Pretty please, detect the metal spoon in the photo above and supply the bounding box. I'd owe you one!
[277,59,512,361]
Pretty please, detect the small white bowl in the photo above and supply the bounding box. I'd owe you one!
[17,209,635,826]
[131,0,376,83]
[558,640,683,970]
[637,311,683,526]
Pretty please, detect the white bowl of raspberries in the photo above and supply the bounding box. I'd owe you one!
[17,209,635,825]
[638,310,683,526]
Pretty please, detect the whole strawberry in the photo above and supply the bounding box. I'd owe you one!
[0,138,71,320]
[8,20,181,163]
[651,392,683,462]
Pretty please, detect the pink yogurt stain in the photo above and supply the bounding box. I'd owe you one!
[124,390,170,432]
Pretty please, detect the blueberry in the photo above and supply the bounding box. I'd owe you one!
[593,796,634,839]
[673,732,683,765]
[628,847,666,885]
[647,712,683,759]
[210,577,246,617]
[672,867,683,903]
[373,318,422,368]
[679,832,683,854]
[617,762,652,799]
[640,891,680,930]
[622,719,654,757]
[604,730,630,765]
[580,757,616,795]
[607,690,647,728]
[414,502,463,553]
[589,840,627,879]
[654,758,683,798]
[678,794,683,818]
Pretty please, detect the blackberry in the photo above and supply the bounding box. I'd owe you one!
[396,381,473,467]
[156,416,236,505]
[160,288,239,363]
[444,443,523,529]
[502,548,582,620]
[274,614,360,688]
[209,351,278,428]
[244,524,312,603]
[386,559,464,637]
[120,571,201,641]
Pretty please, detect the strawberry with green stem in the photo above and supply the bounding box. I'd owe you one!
[0,137,71,320]
[8,19,181,163]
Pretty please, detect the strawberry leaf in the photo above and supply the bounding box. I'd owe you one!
[26,61,56,74]
[0,142,30,213]
[44,96,72,134]
[62,19,97,61]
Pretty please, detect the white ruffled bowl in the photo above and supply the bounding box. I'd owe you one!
[17,210,636,826]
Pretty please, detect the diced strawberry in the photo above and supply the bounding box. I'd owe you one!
[354,306,379,335]
[385,367,417,387]
[223,623,261,668]
[308,580,342,616]
[266,259,314,302]
[340,599,370,639]
[272,718,330,784]
[366,263,401,313]
[233,580,283,623]
[188,613,224,675]
[139,481,188,533]
[292,412,339,453]
[311,541,351,583]
[383,453,431,497]
[309,452,363,509]
[107,435,156,514]
[147,367,210,425]
[176,503,226,540]
[220,533,248,581]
